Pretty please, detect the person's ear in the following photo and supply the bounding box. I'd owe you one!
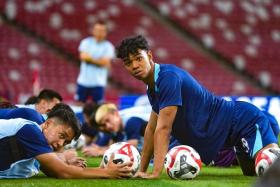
[45,119,51,128]
[147,50,153,61]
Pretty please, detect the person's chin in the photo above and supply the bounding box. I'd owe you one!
[133,74,144,80]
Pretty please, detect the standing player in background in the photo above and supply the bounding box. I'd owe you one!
[116,35,280,178]
[75,21,115,105]
[82,103,151,157]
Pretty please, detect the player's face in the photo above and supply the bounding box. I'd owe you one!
[43,119,75,151]
[37,98,61,114]
[123,50,153,81]
[92,23,107,42]
[98,111,121,133]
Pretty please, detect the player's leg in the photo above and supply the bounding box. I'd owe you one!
[89,86,104,104]
[235,117,279,176]
[75,84,88,103]
[213,147,238,167]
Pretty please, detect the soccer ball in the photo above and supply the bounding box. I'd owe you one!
[255,147,280,176]
[164,145,202,179]
[101,142,141,175]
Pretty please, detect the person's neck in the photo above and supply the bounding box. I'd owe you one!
[94,37,104,43]
[143,62,155,91]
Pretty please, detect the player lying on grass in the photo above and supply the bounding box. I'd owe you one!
[18,89,62,115]
[116,35,280,178]
[0,103,87,168]
[0,104,132,178]
[82,103,151,157]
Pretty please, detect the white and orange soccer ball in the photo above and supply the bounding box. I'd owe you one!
[164,145,202,179]
[101,142,141,175]
[255,147,280,176]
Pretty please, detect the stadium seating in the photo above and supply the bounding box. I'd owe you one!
[0,0,264,104]
[149,0,280,91]
[0,23,80,103]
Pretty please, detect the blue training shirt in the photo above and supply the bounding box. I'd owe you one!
[0,118,53,178]
[0,108,45,124]
[147,64,235,164]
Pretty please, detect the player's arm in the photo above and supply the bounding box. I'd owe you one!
[56,150,87,168]
[150,106,177,178]
[80,52,111,68]
[37,152,132,178]
[139,111,158,173]
[82,134,97,145]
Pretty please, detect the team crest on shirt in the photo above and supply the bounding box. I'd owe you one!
[241,138,250,153]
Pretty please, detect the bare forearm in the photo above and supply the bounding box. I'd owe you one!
[140,127,154,172]
[152,127,170,176]
[58,166,110,179]
[80,54,110,67]
[41,160,111,179]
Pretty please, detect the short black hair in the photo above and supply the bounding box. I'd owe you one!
[24,96,38,105]
[0,101,18,109]
[88,104,102,130]
[37,89,62,102]
[116,35,149,60]
[47,103,81,140]
[82,102,97,118]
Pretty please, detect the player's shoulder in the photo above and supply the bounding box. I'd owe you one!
[9,107,44,124]
[157,64,182,81]
[19,123,42,134]
[159,64,181,73]
[102,40,114,48]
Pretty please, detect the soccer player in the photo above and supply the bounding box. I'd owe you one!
[82,103,151,157]
[0,105,132,178]
[18,89,62,114]
[116,35,279,178]
[0,104,86,168]
[76,21,115,104]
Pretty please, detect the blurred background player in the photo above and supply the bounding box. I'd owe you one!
[116,35,280,178]
[75,21,115,105]
[65,102,112,151]
[18,89,62,115]
[82,103,151,157]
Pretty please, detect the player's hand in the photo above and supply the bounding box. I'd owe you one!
[82,145,102,157]
[80,52,92,61]
[67,157,87,168]
[134,171,160,179]
[105,154,133,178]
[63,149,78,160]
[133,171,148,178]
[141,173,160,179]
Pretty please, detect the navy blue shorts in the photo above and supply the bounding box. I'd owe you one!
[75,84,104,103]
[230,101,278,158]
[225,101,279,175]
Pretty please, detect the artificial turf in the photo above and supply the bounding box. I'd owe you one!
[0,156,257,187]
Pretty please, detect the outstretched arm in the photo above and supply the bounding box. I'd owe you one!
[37,152,132,179]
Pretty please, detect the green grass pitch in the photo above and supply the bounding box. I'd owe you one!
[0,156,257,187]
